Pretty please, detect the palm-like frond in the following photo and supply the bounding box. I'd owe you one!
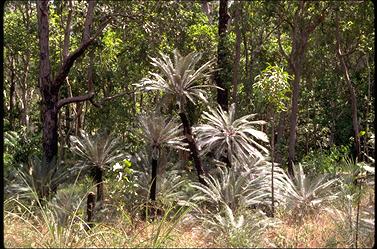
[14,156,72,200]
[273,163,340,219]
[128,152,191,207]
[135,49,217,108]
[191,159,270,212]
[195,103,269,164]
[139,113,187,157]
[69,130,124,171]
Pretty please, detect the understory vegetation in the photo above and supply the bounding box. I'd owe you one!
[4,1,374,248]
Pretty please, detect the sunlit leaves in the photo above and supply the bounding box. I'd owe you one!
[254,64,292,113]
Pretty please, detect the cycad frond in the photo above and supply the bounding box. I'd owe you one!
[135,49,217,108]
[139,113,187,154]
[69,130,123,171]
[195,103,269,164]
[274,163,340,219]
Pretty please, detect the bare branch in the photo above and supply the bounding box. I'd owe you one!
[57,92,95,109]
[53,6,112,87]
[89,91,130,108]
[277,27,290,63]
[62,0,73,60]
[82,0,95,43]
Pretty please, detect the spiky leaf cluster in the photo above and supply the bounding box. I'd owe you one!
[195,103,269,164]
[135,49,217,109]
[69,130,124,171]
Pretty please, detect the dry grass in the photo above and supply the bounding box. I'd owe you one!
[262,210,346,248]
[4,186,374,248]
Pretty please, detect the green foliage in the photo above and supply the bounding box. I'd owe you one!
[253,64,292,113]
[302,145,351,175]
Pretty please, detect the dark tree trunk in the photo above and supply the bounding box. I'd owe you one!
[231,1,242,105]
[270,114,276,218]
[9,56,16,130]
[149,158,158,201]
[38,0,58,167]
[275,111,285,164]
[86,192,96,230]
[335,12,361,161]
[179,112,206,185]
[283,1,326,177]
[287,70,301,177]
[93,167,104,203]
[37,0,108,172]
[215,0,230,111]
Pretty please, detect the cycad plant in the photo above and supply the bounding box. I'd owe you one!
[135,49,217,185]
[190,159,277,246]
[139,112,187,202]
[69,130,123,204]
[274,163,340,222]
[195,103,269,168]
[191,163,270,212]
[16,156,71,202]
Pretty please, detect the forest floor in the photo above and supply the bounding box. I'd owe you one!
[4,187,374,248]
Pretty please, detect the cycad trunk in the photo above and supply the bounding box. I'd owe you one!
[179,112,206,185]
[94,167,104,203]
[150,158,158,201]
[86,192,96,230]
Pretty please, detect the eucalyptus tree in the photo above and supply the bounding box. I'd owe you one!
[139,113,186,202]
[254,64,292,217]
[135,49,217,185]
[37,0,111,176]
[276,1,328,176]
[195,103,269,168]
[332,2,374,162]
[4,2,39,131]
[69,130,123,205]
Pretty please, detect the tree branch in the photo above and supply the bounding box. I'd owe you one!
[277,27,290,63]
[89,91,130,108]
[53,11,111,87]
[57,92,95,109]
[306,7,327,34]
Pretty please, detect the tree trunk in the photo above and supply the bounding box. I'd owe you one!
[37,0,108,170]
[149,157,158,201]
[215,0,230,111]
[284,1,326,176]
[8,55,16,130]
[94,167,104,204]
[287,71,301,176]
[275,111,285,164]
[38,0,58,167]
[86,192,96,230]
[231,1,242,105]
[335,11,361,161]
[179,112,206,185]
